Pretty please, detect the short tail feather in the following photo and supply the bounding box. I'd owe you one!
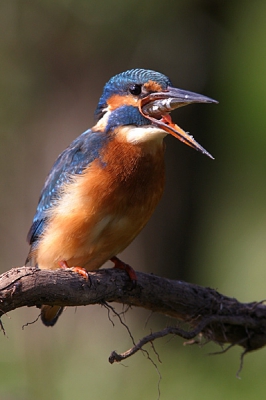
[41,305,64,327]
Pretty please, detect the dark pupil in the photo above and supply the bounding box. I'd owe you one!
[129,84,142,96]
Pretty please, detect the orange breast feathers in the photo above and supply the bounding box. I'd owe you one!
[35,137,165,271]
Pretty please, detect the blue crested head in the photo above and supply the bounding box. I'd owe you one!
[93,68,216,158]
[95,69,172,121]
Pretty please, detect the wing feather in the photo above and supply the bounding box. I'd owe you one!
[27,129,110,245]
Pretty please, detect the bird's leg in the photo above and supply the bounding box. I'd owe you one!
[110,256,137,282]
[58,260,88,280]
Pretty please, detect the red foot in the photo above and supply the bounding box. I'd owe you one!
[58,260,88,280]
[72,266,89,280]
[58,260,69,269]
[110,256,137,282]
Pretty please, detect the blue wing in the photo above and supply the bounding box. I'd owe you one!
[27,128,110,246]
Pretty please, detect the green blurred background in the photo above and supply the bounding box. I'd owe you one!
[1,0,266,399]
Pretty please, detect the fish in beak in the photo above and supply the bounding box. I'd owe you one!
[139,87,218,159]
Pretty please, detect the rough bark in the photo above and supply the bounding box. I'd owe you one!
[0,266,266,359]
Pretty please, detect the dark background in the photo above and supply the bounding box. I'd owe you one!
[1,1,266,399]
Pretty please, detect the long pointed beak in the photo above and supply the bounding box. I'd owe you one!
[139,86,218,159]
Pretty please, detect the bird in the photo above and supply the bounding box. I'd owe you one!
[26,68,217,326]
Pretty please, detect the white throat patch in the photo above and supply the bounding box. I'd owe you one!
[118,125,167,144]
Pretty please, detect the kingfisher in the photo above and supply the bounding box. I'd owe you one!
[26,68,217,326]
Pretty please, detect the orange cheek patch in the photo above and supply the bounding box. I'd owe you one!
[143,80,163,92]
[107,94,139,110]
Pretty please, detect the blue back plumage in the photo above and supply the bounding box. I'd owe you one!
[27,129,110,245]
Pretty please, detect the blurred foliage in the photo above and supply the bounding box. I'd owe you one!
[1,0,266,399]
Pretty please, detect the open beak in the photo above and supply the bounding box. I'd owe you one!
[139,86,218,159]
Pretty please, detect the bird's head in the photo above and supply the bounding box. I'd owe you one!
[94,69,217,159]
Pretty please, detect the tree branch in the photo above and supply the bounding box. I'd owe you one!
[1,266,266,359]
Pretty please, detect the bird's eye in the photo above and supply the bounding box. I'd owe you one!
[129,84,142,96]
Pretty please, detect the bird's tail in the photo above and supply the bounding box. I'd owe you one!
[41,305,64,326]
